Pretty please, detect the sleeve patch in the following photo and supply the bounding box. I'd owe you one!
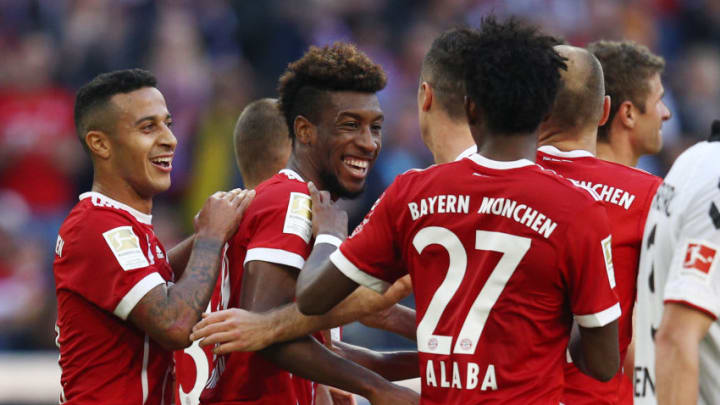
[102,226,150,271]
[283,192,312,243]
[601,235,616,289]
[681,239,718,280]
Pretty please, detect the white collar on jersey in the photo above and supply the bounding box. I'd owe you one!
[468,153,534,170]
[79,191,153,225]
[279,168,305,182]
[455,144,478,161]
[537,145,594,158]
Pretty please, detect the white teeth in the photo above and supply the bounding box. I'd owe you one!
[344,158,369,169]
[151,157,172,166]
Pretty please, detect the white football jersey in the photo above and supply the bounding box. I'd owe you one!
[635,141,720,405]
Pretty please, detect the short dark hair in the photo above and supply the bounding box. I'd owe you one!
[74,68,157,152]
[421,27,476,120]
[277,42,387,143]
[463,16,566,134]
[587,40,665,140]
[233,98,290,187]
[550,47,605,130]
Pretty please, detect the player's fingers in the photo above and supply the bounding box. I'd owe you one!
[308,181,322,205]
[192,312,230,334]
[197,330,238,348]
[190,322,228,341]
[213,340,257,354]
[236,190,255,214]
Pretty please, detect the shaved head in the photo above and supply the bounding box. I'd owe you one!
[233,98,291,188]
[547,45,605,131]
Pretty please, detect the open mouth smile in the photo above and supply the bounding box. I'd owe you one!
[150,155,173,172]
[343,156,370,178]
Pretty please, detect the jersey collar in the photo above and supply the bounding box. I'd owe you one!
[279,168,305,182]
[537,145,594,158]
[455,145,478,161]
[79,191,153,225]
[468,153,534,170]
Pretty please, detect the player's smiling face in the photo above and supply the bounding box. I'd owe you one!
[312,91,383,199]
[108,87,176,199]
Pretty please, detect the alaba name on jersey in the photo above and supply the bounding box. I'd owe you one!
[536,145,662,405]
[330,153,620,405]
[54,192,174,405]
[174,169,318,405]
[635,141,720,405]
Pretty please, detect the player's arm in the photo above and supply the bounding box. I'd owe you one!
[166,235,195,277]
[128,190,254,351]
[190,283,414,353]
[330,340,419,381]
[568,320,620,381]
[242,260,418,404]
[655,302,713,404]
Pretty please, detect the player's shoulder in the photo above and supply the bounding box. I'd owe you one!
[532,164,603,205]
[596,158,662,190]
[62,192,147,237]
[254,169,310,201]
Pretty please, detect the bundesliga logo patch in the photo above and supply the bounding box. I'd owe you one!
[682,240,717,277]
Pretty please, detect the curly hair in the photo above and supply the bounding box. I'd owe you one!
[587,40,665,141]
[74,68,157,153]
[421,27,477,120]
[463,16,567,134]
[277,42,387,142]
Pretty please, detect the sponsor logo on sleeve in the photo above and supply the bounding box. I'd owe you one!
[55,235,64,257]
[601,235,616,288]
[102,226,151,271]
[681,240,718,280]
[283,192,312,243]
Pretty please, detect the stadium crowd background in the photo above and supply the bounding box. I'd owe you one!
[0,0,719,396]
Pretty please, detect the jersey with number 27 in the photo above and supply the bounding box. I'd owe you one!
[331,154,620,405]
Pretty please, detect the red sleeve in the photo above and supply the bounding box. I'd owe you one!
[331,182,406,293]
[244,183,313,270]
[562,201,621,327]
[60,210,167,320]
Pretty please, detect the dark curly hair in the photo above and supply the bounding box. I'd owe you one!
[277,42,387,143]
[587,40,665,141]
[421,27,477,120]
[463,16,566,134]
[74,68,157,153]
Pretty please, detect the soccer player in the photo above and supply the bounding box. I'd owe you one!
[296,17,621,404]
[196,43,418,405]
[535,45,662,405]
[53,69,254,404]
[634,121,720,404]
[587,40,671,167]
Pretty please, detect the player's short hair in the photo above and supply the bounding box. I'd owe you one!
[421,27,477,120]
[463,16,567,134]
[74,68,157,153]
[549,47,605,131]
[587,40,665,141]
[277,42,387,144]
[233,98,290,187]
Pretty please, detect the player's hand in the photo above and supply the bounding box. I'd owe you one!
[328,386,357,405]
[189,308,273,353]
[308,181,348,239]
[367,384,419,405]
[195,188,255,242]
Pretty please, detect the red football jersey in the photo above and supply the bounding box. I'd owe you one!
[536,145,661,405]
[175,169,314,405]
[331,154,620,405]
[54,192,174,405]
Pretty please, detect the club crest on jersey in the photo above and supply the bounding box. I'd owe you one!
[681,240,718,279]
[283,192,312,243]
[103,226,150,271]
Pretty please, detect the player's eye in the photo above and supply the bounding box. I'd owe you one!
[341,121,359,129]
[142,123,155,132]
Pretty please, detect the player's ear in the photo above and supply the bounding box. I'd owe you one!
[465,96,480,126]
[617,100,636,129]
[85,130,111,159]
[419,82,433,112]
[598,95,611,126]
[294,115,315,146]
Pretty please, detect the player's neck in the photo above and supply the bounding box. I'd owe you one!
[91,174,153,214]
[538,127,597,155]
[428,118,474,164]
[285,156,323,189]
[474,132,538,163]
[596,139,637,167]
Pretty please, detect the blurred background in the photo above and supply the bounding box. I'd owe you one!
[0,0,718,403]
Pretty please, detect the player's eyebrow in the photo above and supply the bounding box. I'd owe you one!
[337,111,384,122]
[134,113,172,126]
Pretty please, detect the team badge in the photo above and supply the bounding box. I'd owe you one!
[283,192,313,243]
[103,226,150,271]
[681,240,718,279]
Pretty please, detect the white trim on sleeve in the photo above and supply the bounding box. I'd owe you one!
[574,302,621,328]
[113,272,166,320]
[244,247,306,270]
[330,250,390,294]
